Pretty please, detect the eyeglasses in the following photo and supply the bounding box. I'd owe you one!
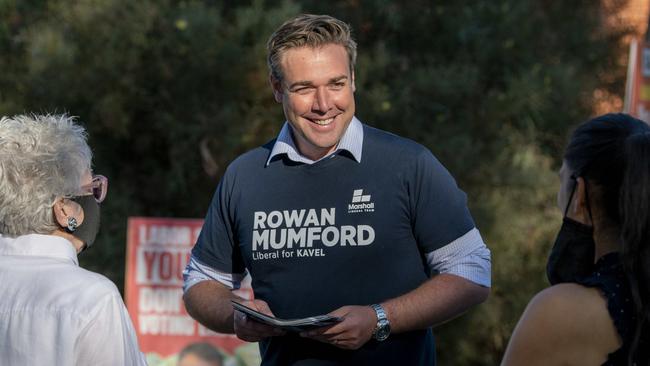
[79,175,108,203]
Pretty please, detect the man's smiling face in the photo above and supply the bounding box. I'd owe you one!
[271,43,356,161]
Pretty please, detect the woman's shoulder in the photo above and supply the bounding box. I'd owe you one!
[532,282,610,314]
[531,284,621,349]
[502,283,621,366]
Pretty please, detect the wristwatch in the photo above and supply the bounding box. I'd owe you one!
[371,303,391,341]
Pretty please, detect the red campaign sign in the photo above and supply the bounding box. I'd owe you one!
[625,38,650,122]
[125,217,258,365]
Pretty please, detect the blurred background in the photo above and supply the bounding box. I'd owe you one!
[1,0,648,364]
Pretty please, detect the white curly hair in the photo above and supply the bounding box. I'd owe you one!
[0,114,92,236]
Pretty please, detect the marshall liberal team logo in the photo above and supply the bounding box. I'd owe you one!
[348,189,375,213]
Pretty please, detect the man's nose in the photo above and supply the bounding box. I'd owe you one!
[312,87,331,112]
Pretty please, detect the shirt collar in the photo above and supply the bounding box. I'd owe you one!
[0,234,79,265]
[266,116,364,166]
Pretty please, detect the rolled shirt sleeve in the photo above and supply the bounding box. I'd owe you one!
[183,254,247,292]
[424,228,491,287]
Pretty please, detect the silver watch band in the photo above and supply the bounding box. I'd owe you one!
[371,303,387,322]
[371,303,390,341]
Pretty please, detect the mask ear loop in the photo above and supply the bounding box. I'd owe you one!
[566,174,595,226]
[583,177,594,226]
[564,175,577,217]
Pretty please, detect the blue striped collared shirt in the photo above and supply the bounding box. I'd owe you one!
[266,116,364,166]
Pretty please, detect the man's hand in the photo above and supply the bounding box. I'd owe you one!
[233,299,286,342]
[299,305,377,350]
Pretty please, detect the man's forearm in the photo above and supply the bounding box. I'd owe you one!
[183,280,243,333]
[382,274,489,334]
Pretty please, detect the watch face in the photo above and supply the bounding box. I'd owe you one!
[374,320,390,341]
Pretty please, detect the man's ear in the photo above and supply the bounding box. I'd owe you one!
[351,70,356,92]
[571,177,592,225]
[269,75,283,103]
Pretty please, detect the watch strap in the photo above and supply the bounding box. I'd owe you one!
[371,303,390,341]
[371,303,387,322]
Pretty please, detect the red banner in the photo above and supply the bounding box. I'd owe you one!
[625,38,650,122]
[125,217,259,365]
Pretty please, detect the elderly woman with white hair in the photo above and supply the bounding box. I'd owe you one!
[0,114,146,365]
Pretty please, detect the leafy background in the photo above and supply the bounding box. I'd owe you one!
[0,0,637,364]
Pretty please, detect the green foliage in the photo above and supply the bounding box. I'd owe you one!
[0,0,633,364]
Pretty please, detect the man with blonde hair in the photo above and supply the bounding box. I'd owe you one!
[184,14,491,365]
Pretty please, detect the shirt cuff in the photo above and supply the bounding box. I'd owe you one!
[425,228,491,287]
[182,255,247,292]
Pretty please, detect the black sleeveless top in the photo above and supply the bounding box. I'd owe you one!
[576,253,635,365]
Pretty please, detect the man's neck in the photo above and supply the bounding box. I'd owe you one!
[291,130,338,162]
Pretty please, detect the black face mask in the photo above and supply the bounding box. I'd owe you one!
[546,217,595,285]
[68,195,101,250]
[546,176,595,285]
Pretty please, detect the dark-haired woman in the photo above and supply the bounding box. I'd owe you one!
[502,113,648,365]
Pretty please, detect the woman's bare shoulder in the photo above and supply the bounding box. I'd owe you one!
[501,283,621,366]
